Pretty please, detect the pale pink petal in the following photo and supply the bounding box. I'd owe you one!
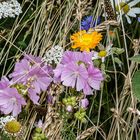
[62,75,76,88]
[83,83,93,95]
[28,89,39,105]
[12,104,21,116]
[76,76,86,91]
[88,79,101,90]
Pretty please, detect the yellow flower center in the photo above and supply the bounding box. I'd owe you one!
[4,120,21,134]
[116,2,130,14]
[15,84,28,95]
[80,34,93,46]
[98,50,107,57]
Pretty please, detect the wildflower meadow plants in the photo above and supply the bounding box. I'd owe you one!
[0,0,140,140]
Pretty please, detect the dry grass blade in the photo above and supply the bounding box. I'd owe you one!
[43,105,63,140]
[76,126,97,140]
[107,39,140,140]
[89,20,119,32]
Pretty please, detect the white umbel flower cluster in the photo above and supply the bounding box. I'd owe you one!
[0,0,22,19]
[43,45,64,64]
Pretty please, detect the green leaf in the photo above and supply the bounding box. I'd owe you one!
[114,57,122,65]
[17,41,27,48]
[132,70,140,101]
[112,47,124,55]
[129,55,140,63]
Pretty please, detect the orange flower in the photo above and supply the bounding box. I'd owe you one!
[71,30,102,52]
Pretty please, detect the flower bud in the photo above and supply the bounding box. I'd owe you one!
[66,105,73,112]
[80,98,89,108]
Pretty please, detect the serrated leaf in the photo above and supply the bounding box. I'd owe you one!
[132,70,140,101]
[112,47,124,55]
[129,55,140,63]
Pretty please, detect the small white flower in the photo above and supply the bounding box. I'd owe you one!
[0,0,22,19]
[111,0,140,24]
[43,45,64,64]
[0,116,15,129]
[0,115,22,136]
[92,44,113,62]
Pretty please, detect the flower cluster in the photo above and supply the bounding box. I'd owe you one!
[43,45,64,64]
[0,54,53,116]
[54,51,103,95]
[10,54,53,104]
[0,77,26,116]
[0,0,22,19]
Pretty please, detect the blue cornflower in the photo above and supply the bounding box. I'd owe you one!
[81,16,101,31]
[138,17,140,22]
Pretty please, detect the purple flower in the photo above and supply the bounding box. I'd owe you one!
[83,65,103,95]
[9,59,31,84]
[138,17,140,22]
[61,51,92,65]
[28,66,52,93]
[0,76,10,89]
[80,98,89,108]
[54,51,103,95]
[24,54,42,64]
[61,51,75,64]
[55,51,92,83]
[10,54,53,104]
[28,88,40,105]
[27,66,52,104]
[87,65,103,90]
[61,62,88,91]
[0,88,26,116]
[81,16,101,31]
[53,64,64,83]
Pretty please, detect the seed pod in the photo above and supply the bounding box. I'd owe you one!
[104,0,116,20]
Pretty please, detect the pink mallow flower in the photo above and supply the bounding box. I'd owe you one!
[61,51,93,65]
[83,65,104,95]
[0,88,26,116]
[27,66,53,104]
[54,51,103,95]
[9,59,31,84]
[24,54,42,64]
[10,54,53,104]
[0,76,10,89]
[61,62,88,91]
